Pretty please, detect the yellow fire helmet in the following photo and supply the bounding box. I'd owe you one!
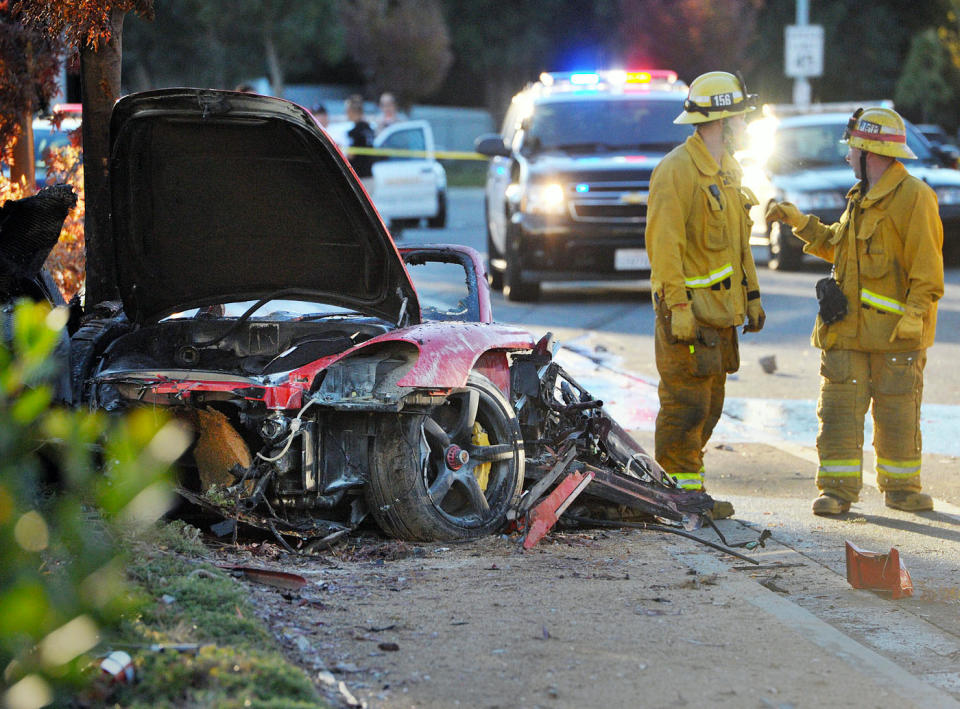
[674,71,758,125]
[842,106,917,159]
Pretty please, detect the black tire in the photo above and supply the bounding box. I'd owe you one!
[485,204,504,291]
[504,259,540,301]
[366,372,525,541]
[503,223,540,301]
[943,232,960,267]
[427,190,447,229]
[389,218,419,238]
[767,219,803,271]
[69,318,131,406]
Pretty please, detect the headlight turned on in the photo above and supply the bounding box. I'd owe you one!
[935,186,960,205]
[524,182,566,215]
[785,190,846,212]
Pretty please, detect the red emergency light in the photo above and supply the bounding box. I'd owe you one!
[625,70,678,84]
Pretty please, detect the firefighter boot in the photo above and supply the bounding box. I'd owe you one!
[885,491,933,512]
[812,493,851,516]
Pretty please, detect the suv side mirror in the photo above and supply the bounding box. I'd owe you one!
[475,134,511,158]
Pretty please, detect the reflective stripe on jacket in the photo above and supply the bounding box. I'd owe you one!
[794,161,944,352]
[647,132,761,328]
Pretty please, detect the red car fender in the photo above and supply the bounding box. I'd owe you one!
[287,322,534,393]
[390,322,533,389]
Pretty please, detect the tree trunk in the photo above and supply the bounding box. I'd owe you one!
[10,110,36,193]
[10,38,36,192]
[264,33,284,98]
[81,7,125,306]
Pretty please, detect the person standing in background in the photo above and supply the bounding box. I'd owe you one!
[377,92,400,133]
[312,103,329,129]
[345,94,375,191]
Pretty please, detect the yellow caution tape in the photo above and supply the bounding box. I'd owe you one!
[345,146,489,161]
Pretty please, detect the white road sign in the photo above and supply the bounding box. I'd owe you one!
[785,24,824,78]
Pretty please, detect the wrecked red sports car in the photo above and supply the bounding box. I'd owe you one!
[72,89,536,542]
[50,89,720,550]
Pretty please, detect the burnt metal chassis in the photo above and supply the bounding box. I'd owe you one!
[511,348,713,528]
[175,332,761,560]
[509,342,763,562]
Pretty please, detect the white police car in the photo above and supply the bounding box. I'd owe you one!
[326,119,447,231]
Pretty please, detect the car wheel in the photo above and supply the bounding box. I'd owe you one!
[69,317,132,405]
[767,219,803,271]
[943,234,960,266]
[366,372,524,541]
[503,223,540,301]
[427,190,447,228]
[485,205,504,291]
[389,218,419,237]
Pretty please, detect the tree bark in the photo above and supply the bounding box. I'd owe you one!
[81,7,125,305]
[264,33,284,97]
[10,38,36,192]
[10,110,36,193]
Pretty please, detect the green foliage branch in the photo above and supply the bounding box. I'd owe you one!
[0,300,187,708]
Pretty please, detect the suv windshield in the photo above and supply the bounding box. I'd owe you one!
[771,120,934,172]
[524,98,691,153]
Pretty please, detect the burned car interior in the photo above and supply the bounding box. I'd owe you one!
[4,89,759,560]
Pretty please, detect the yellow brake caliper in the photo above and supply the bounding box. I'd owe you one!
[472,422,491,491]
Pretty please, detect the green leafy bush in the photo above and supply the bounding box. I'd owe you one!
[0,300,189,708]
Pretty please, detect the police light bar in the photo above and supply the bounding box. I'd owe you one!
[539,70,681,91]
[626,70,678,84]
[569,73,600,85]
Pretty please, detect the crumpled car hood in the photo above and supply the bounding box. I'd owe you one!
[102,89,419,325]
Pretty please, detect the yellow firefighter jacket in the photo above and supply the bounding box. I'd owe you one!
[794,161,944,352]
[647,132,761,328]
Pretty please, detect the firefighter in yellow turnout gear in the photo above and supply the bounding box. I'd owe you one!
[647,72,766,520]
[766,107,944,515]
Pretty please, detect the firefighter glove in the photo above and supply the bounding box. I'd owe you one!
[889,310,924,343]
[744,298,765,332]
[670,302,697,343]
[764,201,808,229]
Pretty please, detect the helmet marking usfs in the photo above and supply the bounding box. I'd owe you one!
[842,106,917,160]
[674,71,758,125]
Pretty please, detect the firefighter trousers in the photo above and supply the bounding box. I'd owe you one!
[654,310,739,490]
[816,348,926,502]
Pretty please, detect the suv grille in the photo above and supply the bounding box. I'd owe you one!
[568,180,649,223]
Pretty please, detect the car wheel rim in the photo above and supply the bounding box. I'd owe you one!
[419,386,519,528]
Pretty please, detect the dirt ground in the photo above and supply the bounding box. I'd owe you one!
[205,433,960,709]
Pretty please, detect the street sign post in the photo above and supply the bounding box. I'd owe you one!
[785,24,824,78]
